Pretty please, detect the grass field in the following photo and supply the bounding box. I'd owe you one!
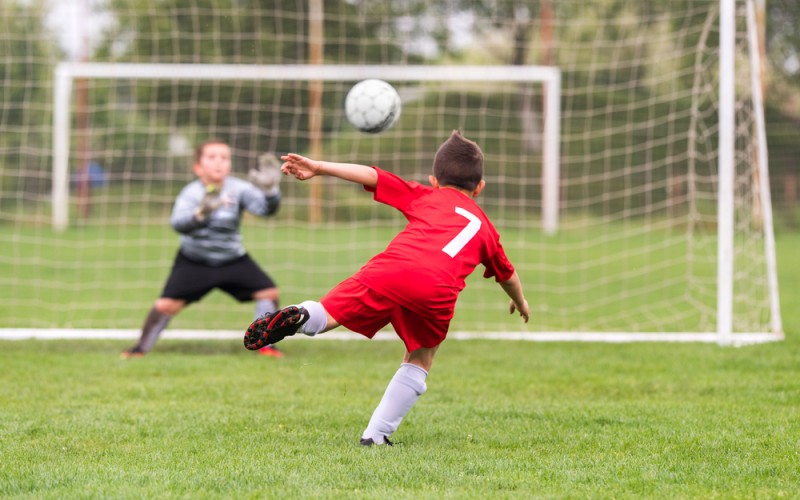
[0,216,783,333]
[0,233,798,497]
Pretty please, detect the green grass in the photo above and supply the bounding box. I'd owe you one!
[0,213,798,497]
[0,233,798,497]
[1,337,799,497]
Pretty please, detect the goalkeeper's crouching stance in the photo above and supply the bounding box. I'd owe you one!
[122,141,286,359]
[244,131,530,445]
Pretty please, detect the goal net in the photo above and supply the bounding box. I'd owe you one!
[0,0,782,344]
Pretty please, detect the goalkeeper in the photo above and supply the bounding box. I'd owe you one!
[122,140,285,359]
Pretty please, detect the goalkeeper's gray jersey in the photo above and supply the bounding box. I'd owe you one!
[170,177,279,266]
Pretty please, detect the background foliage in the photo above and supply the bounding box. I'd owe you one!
[1,0,799,226]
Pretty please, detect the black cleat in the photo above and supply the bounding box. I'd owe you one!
[360,437,393,447]
[243,306,310,350]
[244,312,274,350]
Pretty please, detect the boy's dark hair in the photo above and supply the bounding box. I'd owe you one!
[432,130,483,191]
[194,139,228,163]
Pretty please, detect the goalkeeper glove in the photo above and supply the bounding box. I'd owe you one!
[249,152,282,196]
[194,184,224,221]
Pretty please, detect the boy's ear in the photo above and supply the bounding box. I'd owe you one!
[428,175,440,188]
[192,163,202,177]
[471,179,486,197]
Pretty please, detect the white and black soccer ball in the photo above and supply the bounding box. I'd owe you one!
[344,79,402,134]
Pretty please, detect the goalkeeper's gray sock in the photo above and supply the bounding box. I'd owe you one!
[255,298,278,319]
[361,363,428,444]
[296,300,327,336]
[136,307,173,353]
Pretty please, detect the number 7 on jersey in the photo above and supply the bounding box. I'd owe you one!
[442,207,482,257]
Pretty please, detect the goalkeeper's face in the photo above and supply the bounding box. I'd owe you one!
[194,142,232,185]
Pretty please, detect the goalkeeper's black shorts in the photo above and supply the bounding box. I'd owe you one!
[161,251,276,303]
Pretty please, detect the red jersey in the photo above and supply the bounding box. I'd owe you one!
[352,167,515,320]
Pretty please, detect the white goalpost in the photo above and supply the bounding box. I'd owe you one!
[714,0,782,344]
[52,63,562,234]
[0,0,783,346]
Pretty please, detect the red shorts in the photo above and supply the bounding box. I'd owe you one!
[320,277,451,351]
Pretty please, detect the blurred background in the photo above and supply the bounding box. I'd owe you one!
[0,0,795,336]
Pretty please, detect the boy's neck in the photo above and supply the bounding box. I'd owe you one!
[440,185,475,198]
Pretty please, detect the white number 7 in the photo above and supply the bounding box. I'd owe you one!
[442,207,482,257]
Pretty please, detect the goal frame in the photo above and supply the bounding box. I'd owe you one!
[43,34,783,344]
[52,62,562,233]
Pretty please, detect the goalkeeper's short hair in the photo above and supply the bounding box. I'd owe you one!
[432,130,484,191]
[194,138,228,163]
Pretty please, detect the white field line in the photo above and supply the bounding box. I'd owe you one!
[0,329,783,347]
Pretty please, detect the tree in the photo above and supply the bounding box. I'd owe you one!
[767,0,800,83]
[0,0,57,199]
[90,0,422,166]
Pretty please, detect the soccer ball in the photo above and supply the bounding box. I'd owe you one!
[344,79,402,134]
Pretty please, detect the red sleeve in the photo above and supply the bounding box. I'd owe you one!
[363,167,429,213]
[483,241,515,282]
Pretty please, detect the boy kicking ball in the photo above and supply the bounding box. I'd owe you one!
[244,131,530,445]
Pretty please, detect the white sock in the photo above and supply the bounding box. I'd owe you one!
[362,363,428,444]
[255,299,278,319]
[296,300,327,336]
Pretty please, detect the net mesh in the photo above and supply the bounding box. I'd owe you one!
[0,0,778,336]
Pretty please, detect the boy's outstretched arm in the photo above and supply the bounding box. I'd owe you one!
[281,153,378,188]
[499,271,530,323]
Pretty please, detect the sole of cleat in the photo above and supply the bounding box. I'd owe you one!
[243,313,273,350]
[243,306,309,350]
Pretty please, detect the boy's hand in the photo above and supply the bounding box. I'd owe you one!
[280,153,321,181]
[509,299,530,323]
[248,152,282,194]
[194,184,224,221]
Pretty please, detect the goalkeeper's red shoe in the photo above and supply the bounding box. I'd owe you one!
[120,347,145,359]
[244,306,310,350]
[258,345,284,358]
